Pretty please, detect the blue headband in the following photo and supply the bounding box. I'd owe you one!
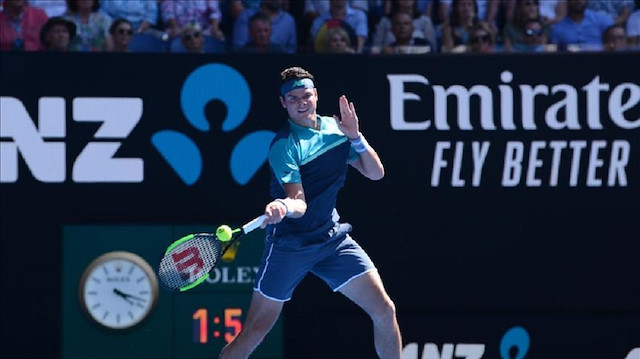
[280,78,315,96]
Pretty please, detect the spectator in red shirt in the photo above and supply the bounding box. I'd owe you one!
[0,0,49,51]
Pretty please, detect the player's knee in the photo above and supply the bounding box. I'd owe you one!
[371,297,397,324]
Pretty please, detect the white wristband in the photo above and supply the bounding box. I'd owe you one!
[349,134,369,153]
[275,198,293,217]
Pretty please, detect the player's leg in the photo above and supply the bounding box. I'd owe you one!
[218,291,283,359]
[338,270,402,359]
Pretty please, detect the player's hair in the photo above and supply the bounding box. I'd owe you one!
[280,67,315,83]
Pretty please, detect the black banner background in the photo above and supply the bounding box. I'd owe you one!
[1,51,639,358]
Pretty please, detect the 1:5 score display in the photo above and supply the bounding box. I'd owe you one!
[193,307,242,344]
[173,293,282,358]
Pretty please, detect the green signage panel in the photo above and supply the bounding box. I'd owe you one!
[62,225,282,359]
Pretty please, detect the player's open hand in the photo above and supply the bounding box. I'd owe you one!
[334,95,360,140]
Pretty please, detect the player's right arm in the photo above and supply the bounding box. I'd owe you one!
[263,183,307,226]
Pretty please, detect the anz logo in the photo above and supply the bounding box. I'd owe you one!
[403,326,530,359]
[152,64,275,186]
[0,63,274,185]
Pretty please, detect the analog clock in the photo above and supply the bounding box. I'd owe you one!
[79,251,159,330]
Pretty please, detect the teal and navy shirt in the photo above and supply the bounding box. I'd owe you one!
[268,115,359,246]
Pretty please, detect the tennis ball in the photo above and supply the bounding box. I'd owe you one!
[216,225,233,242]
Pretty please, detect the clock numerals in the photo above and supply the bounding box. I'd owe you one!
[192,308,243,344]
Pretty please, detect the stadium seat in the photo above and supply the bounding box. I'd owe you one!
[128,33,168,53]
[169,35,227,53]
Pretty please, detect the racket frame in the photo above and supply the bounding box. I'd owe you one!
[159,215,266,292]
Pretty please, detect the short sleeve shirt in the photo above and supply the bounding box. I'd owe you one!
[268,116,358,238]
[550,9,614,48]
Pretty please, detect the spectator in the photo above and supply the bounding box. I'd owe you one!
[101,0,157,34]
[223,0,262,38]
[235,11,287,53]
[40,16,75,51]
[161,0,224,41]
[514,18,556,52]
[370,0,437,54]
[305,0,369,20]
[229,0,264,19]
[539,0,567,26]
[108,17,133,52]
[179,21,206,53]
[416,0,455,27]
[439,0,500,31]
[324,24,356,52]
[550,0,613,51]
[309,0,368,53]
[627,1,640,47]
[502,0,549,52]
[587,0,634,25]
[602,23,629,50]
[441,0,478,52]
[302,0,368,50]
[232,0,297,53]
[313,18,358,52]
[381,11,432,53]
[0,0,48,51]
[382,0,438,18]
[30,0,68,17]
[63,0,112,52]
[466,20,496,52]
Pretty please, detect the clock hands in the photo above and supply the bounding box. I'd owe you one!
[113,288,147,305]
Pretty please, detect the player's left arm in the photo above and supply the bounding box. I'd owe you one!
[335,95,385,181]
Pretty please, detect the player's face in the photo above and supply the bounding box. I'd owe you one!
[281,87,318,122]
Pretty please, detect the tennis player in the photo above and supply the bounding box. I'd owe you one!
[219,66,402,359]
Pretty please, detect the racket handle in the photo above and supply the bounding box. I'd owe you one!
[242,214,267,234]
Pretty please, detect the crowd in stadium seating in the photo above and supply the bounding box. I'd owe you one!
[1,0,639,54]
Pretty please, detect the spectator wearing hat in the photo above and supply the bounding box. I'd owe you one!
[0,0,49,51]
[40,16,76,51]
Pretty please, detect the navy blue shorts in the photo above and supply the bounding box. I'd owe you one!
[253,223,376,302]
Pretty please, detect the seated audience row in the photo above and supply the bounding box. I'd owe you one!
[1,0,639,54]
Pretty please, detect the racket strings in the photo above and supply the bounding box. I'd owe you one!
[158,234,222,290]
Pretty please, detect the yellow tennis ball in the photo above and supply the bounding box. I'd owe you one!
[216,225,233,242]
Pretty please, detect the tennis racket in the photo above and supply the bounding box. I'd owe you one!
[157,214,266,292]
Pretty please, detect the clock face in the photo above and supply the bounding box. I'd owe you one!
[79,251,159,330]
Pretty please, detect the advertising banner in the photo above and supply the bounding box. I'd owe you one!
[1,51,638,358]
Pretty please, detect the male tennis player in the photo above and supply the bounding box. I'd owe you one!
[219,66,402,359]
